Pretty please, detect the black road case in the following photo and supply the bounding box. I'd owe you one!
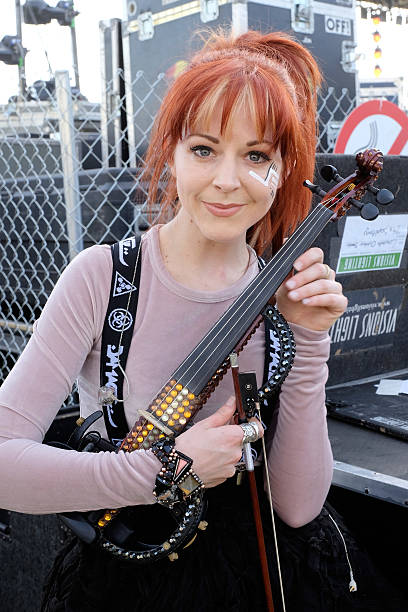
[115,0,358,163]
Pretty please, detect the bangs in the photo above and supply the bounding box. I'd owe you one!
[179,64,298,154]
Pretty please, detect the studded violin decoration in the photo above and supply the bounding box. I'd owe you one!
[60,149,393,570]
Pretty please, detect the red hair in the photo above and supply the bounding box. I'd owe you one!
[143,30,322,255]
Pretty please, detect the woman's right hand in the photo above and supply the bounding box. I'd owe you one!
[174,396,262,488]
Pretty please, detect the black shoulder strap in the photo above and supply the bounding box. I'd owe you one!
[100,236,142,445]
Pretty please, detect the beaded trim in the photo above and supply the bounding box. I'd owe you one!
[100,493,207,563]
[258,305,296,400]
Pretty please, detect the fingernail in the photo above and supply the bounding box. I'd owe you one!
[302,298,310,304]
[226,396,235,406]
[294,261,303,271]
[289,291,298,300]
[286,279,295,289]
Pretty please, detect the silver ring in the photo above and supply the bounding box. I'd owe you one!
[239,422,259,445]
[248,420,261,440]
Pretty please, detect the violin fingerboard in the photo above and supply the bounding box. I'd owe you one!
[120,380,199,452]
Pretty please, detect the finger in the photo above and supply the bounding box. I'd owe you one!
[201,396,236,428]
[293,247,324,272]
[286,262,335,292]
[286,279,343,302]
[301,293,348,312]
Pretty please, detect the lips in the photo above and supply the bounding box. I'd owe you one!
[202,201,246,217]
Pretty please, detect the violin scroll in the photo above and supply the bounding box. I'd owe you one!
[355,148,383,176]
[304,148,394,222]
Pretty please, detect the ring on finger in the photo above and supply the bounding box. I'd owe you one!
[249,420,261,440]
[239,422,260,445]
[323,263,331,279]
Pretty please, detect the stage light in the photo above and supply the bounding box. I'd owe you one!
[374,47,382,59]
[374,65,382,77]
[373,31,381,43]
[0,35,27,66]
[23,0,78,27]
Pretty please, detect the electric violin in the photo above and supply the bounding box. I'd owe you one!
[58,149,393,584]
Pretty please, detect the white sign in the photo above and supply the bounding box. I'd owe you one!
[324,16,351,36]
[336,214,408,274]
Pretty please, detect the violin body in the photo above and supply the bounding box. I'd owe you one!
[59,305,295,563]
[61,431,208,563]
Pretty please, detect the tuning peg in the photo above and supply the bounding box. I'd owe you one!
[320,164,394,206]
[303,180,326,197]
[320,165,341,183]
[361,203,379,221]
[349,198,379,221]
[305,178,379,221]
[375,188,394,205]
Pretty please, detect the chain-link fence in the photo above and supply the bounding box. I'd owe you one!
[0,70,404,391]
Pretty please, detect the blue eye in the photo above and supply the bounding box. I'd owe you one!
[190,145,212,157]
[248,151,270,163]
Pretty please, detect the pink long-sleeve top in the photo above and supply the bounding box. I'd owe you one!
[0,225,333,527]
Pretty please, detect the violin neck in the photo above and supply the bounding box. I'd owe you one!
[173,203,334,394]
[120,203,334,451]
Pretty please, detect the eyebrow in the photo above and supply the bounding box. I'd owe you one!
[188,133,219,144]
[246,140,273,146]
[187,133,273,147]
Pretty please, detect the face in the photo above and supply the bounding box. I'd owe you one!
[170,106,283,247]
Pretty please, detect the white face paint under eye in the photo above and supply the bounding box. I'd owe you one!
[249,161,280,189]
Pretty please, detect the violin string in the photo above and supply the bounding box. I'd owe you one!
[177,201,335,392]
[175,199,336,393]
[118,188,340,410]
[114,201,326,406]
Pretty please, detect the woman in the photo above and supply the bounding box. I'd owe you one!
[0,29,402,612]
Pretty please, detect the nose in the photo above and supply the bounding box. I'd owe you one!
[212,155,241,192]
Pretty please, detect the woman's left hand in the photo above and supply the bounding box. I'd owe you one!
[275,247,347,332]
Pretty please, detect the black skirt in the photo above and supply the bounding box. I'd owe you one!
[41,473,406,612]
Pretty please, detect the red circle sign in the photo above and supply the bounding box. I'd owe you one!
[334,100,408,155]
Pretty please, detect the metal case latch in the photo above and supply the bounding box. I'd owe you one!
[341,40,358,73]
[200,0,219,23]
[291,0,314,35]
[138,11,154,41]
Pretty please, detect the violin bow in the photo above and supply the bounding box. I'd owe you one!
[230,352,276,611]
